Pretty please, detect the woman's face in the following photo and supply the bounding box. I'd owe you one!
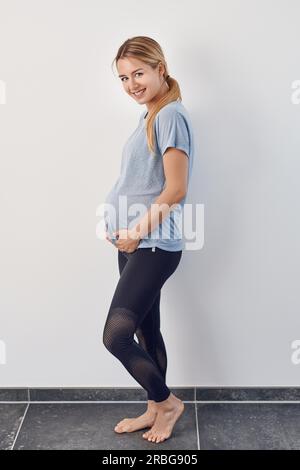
[117,57,168,108]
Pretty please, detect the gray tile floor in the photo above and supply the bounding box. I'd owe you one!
[1,388,300,450]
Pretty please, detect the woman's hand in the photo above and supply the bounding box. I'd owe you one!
[112,228,141,253]
[105,232,114,245]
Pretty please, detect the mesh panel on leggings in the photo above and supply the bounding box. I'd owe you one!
[135,327,167,401]
[102,306,171,402]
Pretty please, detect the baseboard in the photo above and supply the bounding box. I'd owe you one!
[1,387,300,402]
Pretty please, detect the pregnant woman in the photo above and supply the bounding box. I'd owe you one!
[102,36,195,444]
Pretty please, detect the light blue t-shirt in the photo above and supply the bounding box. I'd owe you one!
[104,99,194,251]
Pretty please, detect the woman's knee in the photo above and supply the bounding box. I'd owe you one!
[102,324,115,352]
[102,306,136,353]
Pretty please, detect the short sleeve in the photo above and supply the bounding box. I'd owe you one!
[155,108,190,158]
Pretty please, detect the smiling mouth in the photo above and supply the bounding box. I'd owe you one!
[132,88,146,96]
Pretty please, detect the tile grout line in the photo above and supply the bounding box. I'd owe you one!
[10,402,30,450]
[195,400,300,404]
[194,387,200,450]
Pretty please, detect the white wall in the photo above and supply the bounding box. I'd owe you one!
[1,0,300,387]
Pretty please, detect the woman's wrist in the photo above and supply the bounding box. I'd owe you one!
[129,227,142,242]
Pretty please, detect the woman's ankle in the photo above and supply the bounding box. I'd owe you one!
[147,399,158,411]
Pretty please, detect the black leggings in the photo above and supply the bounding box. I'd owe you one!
[102,247,182,402]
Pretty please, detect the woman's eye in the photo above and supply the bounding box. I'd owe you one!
[121,72,143,82]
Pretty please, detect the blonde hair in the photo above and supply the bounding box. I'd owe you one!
[111,36,182,154]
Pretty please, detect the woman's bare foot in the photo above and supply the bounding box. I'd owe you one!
[142,393,184,443]
[114,400,158,433]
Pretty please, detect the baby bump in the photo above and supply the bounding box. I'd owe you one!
[104,189,160,236]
